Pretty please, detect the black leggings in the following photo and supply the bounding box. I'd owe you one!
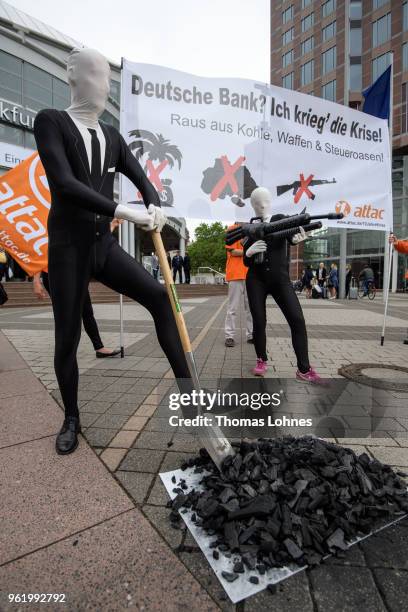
[48,233,190,418]
[41,272,103,351]
[246,272,310,373]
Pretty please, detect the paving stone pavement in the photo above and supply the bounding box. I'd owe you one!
[1,293,408,611]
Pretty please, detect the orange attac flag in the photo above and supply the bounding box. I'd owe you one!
[0,152,50,275]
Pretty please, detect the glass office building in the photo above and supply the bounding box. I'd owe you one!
[0,0,120,175]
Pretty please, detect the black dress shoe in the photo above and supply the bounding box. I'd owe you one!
[95,349,121,358]
[56,416,81,455]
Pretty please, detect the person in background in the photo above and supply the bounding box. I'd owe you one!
[172,251,184,283]
[33,272,120,358]
[0,248,7,282]
[328,263,339,300]
[345,263,352,298]
[32,217,122,359]
[389,234,408,344]
[389,234,408,255]
[183,251,191,284]
[166,252,172,269]
[358,263,375,296]
[302,265,314,298]
[225,223,253,347]
[311,277,323,299]
[151,252,159,281]
[316,262,327,288]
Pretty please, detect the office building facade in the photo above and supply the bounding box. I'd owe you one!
[271,0,408,289]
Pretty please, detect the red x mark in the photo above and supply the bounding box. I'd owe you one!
[210,155,245,201]
[294,173,314,203]
[136,159,169,199]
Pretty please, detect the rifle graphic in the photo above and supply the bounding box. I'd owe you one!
[277,178,337,199]
[225,210,344,246]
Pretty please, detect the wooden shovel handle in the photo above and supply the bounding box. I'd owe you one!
[151,231,192,353]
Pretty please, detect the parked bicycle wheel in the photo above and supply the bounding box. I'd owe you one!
[358,281,366,299]
[368,283,376,300]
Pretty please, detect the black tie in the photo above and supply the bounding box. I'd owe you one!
[88,129,101,188]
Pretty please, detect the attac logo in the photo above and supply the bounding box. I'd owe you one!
[335,200,351,217]
[335,200,384,220]
[0,153,49,275]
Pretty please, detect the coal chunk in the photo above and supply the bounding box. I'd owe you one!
[221,571,239,583]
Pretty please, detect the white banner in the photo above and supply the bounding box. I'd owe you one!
[120,60,392,231]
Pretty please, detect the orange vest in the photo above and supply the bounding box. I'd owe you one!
[225,224,248,282]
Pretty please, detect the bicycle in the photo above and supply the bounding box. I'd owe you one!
[358,280,376,300]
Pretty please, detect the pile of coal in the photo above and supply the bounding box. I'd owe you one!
[169,437,408,574]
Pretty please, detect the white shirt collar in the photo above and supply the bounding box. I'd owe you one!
[67,112,106,174]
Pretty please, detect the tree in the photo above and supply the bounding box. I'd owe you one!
[188,222,227,273]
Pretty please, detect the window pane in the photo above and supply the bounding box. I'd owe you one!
[301,60,314,86]
[24,130,37,150]
[282,50,294,68]
[301,36,314,55]
[322,47,336,75]
[322,80,336,101]
[402,83,407,133]
[282,5,293,24]
[52,78,70,110]
[372,13,391,48]
[100,110,119,130]
[110,80,121,104]
[302,0,312,8]
[323,21,336,42]
[302,13,314,33]
[350,63,362,90]
[372,52,391,82]
[0,122,24,146]
[373,0,388,9]
[350,1,362,19]
[282,72,294,89]
[404,3,408,32]
[350,27,362,55]
[322,0,336,18]
[0,50,22,104]
[282,27,294,46]
[23,63,52,111]
[404,43,408,72]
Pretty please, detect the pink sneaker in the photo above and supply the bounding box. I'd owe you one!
[252,358,267,376]
[296,366,327,385]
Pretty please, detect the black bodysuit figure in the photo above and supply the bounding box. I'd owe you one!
[34,109,191,452]
[243,214,310,373]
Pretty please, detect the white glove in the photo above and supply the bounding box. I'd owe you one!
[291,226,308,244]
[147,204,167,232]
[114,203,154,231]
[246,240,267,257]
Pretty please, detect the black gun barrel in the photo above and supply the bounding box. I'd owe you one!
[270,221,323,241]
[308,212,344,221]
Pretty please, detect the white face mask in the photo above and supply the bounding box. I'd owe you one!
[66,48,111,129]
[250,187,272,220]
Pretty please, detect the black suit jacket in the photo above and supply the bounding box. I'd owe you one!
[172,255,183,269]
[34,109,160,246]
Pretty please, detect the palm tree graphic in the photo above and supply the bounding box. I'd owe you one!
[128,130,182,206]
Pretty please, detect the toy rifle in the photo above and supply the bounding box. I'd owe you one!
[277,178,337,199]
[225,211,344,246]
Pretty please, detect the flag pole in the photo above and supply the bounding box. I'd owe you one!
[381,51,394,345]
[118,221,125,358]
[118,55,125,358]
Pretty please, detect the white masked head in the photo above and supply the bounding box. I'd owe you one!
[250,187,272,220]
[66,48,111,126]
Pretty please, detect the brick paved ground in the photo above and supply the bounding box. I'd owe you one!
[1,292,408,610]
